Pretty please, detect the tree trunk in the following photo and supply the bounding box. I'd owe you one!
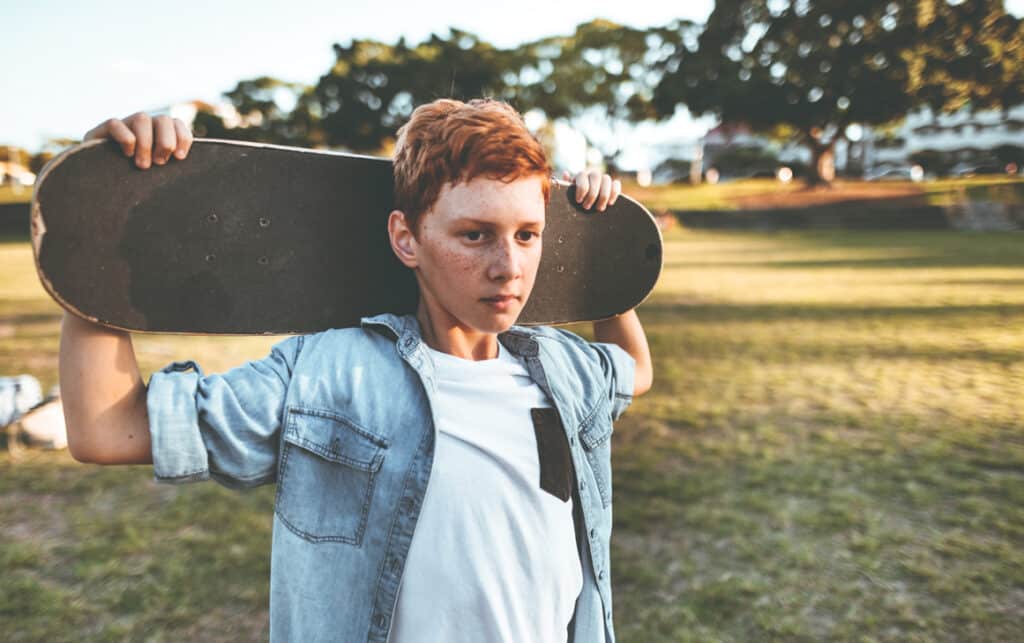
[807,143,836,186]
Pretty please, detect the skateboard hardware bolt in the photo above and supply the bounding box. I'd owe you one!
[556,265,565,273]
[205,254,216,262]
[257,256,269,265]
[557,235,565,244]
[207,213,218,222]
[259,217,271,228]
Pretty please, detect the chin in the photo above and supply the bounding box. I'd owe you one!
[468,307,522,334]
[474,315,518,334]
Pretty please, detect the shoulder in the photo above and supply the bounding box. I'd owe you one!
[512,324,608,370]
[281,326,398,364]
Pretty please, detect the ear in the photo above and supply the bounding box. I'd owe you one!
[387,209,419,269]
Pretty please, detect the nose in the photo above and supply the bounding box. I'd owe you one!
[486,237,522,282]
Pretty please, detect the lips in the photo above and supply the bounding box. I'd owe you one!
[481,294,518,302]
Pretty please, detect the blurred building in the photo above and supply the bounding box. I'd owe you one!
[862,104,1024,174]
[697,122,821,179]
[682,104,1024,181]
[0,160,35,187]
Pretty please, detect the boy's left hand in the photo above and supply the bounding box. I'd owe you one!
[563,169,621,212]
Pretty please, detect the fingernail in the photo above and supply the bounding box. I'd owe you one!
[175,149,186,159]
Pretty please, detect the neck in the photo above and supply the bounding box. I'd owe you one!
[414,298,499,361]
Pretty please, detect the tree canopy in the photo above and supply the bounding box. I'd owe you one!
[650,0,1024,183]
[185,7,1023,183]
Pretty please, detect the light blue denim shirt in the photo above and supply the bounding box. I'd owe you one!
[146,312,635,643]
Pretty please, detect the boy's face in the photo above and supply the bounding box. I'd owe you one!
[389,174,546,334]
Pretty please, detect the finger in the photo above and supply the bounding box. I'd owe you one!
[82,121,109,142]
[583,170,602,209]
[89,118,137,157]
[610,178,622,205]
[173,119,193,160]
[152,116,177,165]
[574,171,589,203]
[596,174,613,211]
[126,112,153,169]
[107,119,138,157]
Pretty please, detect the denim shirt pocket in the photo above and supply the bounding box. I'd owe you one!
[578,401,614,509]
[275,407,388,545]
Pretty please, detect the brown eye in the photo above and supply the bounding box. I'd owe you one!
[517,231,538,242]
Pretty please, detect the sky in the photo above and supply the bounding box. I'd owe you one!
[1,0,714,169]
[3,1,1022,169]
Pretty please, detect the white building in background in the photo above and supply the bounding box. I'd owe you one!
[149,100,260,130]
[689,104,1024,180]
[0,160,35,187]
[862,104,1024,170]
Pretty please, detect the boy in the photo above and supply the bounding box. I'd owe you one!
[62,98,653,642]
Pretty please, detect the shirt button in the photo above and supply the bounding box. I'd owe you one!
[589,528,597,539]
[598,570,606,580]
[569,436,576,447]
[579,480,586,490]
[390,557,400,572]
[606,609,612,620]
[375,614,387,628]
[403,336,416,349]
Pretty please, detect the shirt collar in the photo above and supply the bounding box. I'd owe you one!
[359,312,541,358]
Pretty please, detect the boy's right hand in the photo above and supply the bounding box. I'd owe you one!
[83,112,194,170]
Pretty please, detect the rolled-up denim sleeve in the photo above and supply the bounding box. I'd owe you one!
[146,334,304,489]
[589,341,636,421]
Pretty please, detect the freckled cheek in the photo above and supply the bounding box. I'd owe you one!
[432,244,484,278]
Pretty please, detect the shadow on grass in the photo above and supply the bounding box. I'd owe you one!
[0,312,63,326]
[608,408,1023,641]
[664,254,1024,270]
[664,230,1024,270]
[640,301,1024,323]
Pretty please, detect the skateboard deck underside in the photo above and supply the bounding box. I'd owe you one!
[31,139,662,334]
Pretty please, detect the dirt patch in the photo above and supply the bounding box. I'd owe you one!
[0,491,70,544]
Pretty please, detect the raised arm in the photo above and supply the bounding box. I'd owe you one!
[60,113,193,463]
[567,169,654,397]
[592,310,653,397]
[60,313,151,463]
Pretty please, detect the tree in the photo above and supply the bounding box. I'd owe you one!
[650,0,1024,185]
[308,29,514,153]
[190,77,314,146]
[511,19,683,170]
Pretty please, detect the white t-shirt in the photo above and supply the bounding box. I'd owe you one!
[386,340,583,643]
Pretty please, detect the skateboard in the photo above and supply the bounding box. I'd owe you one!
[30,139,662,334]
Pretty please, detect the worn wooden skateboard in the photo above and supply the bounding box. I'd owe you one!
[30,139,662,334]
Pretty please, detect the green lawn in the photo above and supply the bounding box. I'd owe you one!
[2,227,1022,641]
[0,184,34,205]
[625,176,1024,212]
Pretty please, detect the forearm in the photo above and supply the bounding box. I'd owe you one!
[59,312,152,464]
[592,309,653,396]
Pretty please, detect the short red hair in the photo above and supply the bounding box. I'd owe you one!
[392,98,552,236]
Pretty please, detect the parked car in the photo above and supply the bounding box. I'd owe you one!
[864,165,925,182]
[949,161,1008,177]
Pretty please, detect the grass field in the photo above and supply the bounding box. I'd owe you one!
[0,184,34,205]
[624,176,1024,212]
[2,226,1022,641]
